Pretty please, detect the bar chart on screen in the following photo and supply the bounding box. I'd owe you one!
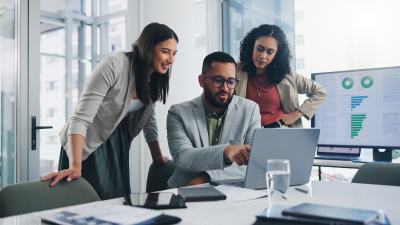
[313,67,400,148]
[351,96,368,111]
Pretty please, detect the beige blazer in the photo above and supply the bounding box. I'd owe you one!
[235,62,328,127]
[59,53,159,160]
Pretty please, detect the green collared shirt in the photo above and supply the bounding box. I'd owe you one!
[202,97,228,146]
[201,96,231,182]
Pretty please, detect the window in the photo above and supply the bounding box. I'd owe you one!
[46,81,58,91]
[39,0,128,177]
[46,136,59,145]
[295,11,304,22]
[46,108,58,118]
[297,58,305,69]
[0,0,16,187]
[46,57,58,64]
[222,0,295,62]
[296,35,304,45]
[46,30,58,38]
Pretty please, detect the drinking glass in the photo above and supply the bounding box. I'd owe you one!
[266,159,290,205]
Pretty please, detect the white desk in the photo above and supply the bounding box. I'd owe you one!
[1,181,400,225]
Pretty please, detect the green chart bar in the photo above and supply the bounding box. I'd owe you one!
[351,114,366,138]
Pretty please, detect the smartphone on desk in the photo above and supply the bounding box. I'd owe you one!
[123,192,187,210]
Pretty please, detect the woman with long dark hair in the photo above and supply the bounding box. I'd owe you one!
[236,24,327,128]
[41,23,178,200]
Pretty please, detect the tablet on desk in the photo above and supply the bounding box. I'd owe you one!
[123,192,187,210]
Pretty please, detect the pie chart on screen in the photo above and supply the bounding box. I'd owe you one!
[342,77,354,89]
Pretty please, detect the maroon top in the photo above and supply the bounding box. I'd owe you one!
[246,75,284,126]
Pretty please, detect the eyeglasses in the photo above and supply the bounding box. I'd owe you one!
[202,74,239,89]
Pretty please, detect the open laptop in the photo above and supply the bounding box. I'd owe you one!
[210,128,320,189]
[314,147,360,161]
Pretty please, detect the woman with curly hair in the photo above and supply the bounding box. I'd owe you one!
[235,24,327,128]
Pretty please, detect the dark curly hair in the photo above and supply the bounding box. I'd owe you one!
[239,24,292,84]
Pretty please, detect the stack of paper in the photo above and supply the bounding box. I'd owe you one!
[36,202,162,225]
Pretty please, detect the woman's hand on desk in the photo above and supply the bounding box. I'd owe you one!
[40,166,82,186]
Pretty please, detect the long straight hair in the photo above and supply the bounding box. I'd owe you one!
[125,23,178,104]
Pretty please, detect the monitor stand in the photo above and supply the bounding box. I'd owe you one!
[352,149,393,163]
[372,148,392,162]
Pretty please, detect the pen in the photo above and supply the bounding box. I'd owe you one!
[295,188,308,194]
[364,212,379,224]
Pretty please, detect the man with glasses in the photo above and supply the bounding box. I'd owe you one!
[166,52,261,188]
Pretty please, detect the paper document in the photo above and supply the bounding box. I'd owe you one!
[36,201,162,225]
[215,185,268,203]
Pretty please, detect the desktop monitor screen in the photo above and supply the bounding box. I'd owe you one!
[311,66,400,149]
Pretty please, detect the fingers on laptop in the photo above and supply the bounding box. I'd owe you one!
[225,145,251,166]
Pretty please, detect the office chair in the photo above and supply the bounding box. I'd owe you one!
[351,162,400,186]
[0,177,100,218]
[146,160,176,193]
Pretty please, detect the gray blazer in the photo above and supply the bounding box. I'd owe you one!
[59,53,159,160]
[166,95,261,188]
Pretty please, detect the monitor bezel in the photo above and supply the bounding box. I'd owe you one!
[311,66,400,149]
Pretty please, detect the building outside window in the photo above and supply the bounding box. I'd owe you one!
[296,34,304,45]
[46,81,58,91]
[295,10,304,22]
[46,108,58,118]
[297,58,305,69]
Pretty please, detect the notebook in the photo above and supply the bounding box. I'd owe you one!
[177,187,226,202]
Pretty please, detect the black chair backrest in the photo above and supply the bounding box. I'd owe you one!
[146,160,176,193]
[352,162,400,186]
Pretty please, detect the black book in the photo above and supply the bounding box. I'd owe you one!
[282,203,389,225]
[255,204,390,225]
[177,187,226,202]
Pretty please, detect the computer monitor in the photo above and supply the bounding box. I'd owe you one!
[311,66,400,161]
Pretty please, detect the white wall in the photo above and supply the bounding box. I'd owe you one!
[129,0,222,193]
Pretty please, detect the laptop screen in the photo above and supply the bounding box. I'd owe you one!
[317,147,360,154]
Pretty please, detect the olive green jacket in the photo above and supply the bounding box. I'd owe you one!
[235,62,328,127]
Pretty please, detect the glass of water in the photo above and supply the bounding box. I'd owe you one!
[266,159,290,206]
